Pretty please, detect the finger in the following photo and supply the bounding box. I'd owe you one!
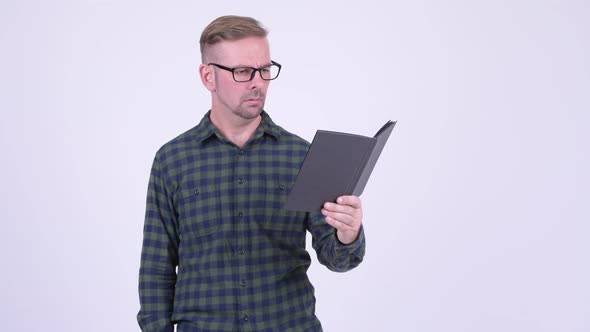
[323,213,355,231]
[336,195,362,209]
[323,202,355,215]
[321,209,357,227]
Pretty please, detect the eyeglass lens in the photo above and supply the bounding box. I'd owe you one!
[233,64,280,82]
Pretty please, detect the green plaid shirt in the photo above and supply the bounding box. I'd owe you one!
[138,111,365,332]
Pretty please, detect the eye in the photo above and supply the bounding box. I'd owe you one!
[235,68,253,76]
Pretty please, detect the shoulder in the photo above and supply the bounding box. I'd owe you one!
[277,125,310,146]
[267,123,311,160]
[263,113,310,151]
[152,125,201,167]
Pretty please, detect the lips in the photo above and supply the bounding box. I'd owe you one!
[243,94,263,106]
[248,101,260,107]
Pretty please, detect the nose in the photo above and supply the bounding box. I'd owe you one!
[248,70,266,89]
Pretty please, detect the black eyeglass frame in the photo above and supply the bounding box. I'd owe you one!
[208,60,282,82]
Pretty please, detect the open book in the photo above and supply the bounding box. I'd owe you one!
[284,120,396,212]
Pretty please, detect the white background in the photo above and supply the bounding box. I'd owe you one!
[1,1,589,331]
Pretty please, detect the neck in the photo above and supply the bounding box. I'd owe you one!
[209,110,262,148]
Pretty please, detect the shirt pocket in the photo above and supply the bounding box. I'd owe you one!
[174,184,222,238]
[261,180,306,233]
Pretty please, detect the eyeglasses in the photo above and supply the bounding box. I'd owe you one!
[208,60,282,82]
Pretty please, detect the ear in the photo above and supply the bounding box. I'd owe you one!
[199,64,216,92]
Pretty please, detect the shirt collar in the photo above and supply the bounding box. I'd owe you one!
[193,110,281,144]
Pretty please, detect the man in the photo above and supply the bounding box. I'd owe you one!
[138,15,365,332]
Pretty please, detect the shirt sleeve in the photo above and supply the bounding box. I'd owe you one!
[137,156,179,332]
[306,212,366,272]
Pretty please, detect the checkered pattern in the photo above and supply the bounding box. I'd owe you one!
[138,111,365,332]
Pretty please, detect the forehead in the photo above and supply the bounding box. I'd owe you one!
[209,36,271,66]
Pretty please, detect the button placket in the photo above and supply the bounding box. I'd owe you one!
[234,146,251,325]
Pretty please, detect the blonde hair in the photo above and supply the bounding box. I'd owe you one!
[200,15,268,62]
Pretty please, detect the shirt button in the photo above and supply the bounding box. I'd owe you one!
[240,280,247,287]
[238,212,244,218]
[238,150,245,155]
[238,249,245,256]
[242,314,249,322]
[237,178,244,184]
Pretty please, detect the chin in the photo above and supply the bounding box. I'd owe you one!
[234,107,264,120]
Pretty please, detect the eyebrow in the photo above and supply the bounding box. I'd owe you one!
[233,62,273,68]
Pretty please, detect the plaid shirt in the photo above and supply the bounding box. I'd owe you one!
[138,111,365,332]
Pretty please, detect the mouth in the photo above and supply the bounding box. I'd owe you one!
[244,97,263,106]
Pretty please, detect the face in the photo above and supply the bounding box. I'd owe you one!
[200,36,272,122]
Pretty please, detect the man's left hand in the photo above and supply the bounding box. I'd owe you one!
[321,195,363,245]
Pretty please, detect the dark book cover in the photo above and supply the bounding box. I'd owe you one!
[284,120,396,212]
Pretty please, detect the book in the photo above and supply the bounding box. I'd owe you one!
[284,120,396,212]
